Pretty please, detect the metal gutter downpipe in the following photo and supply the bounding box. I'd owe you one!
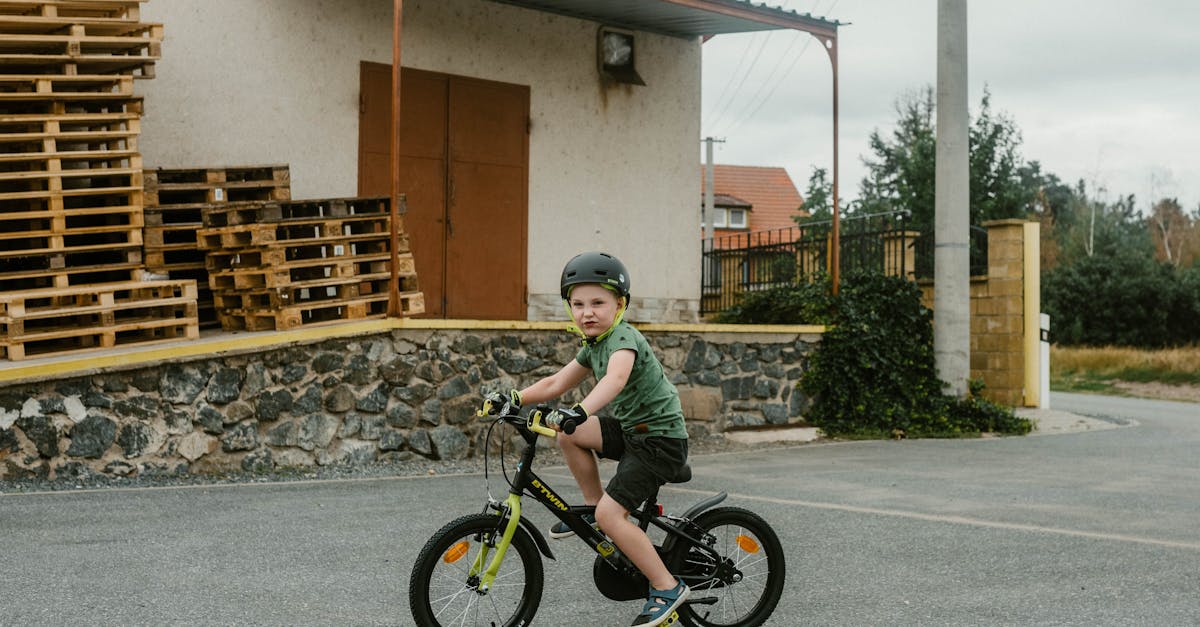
[388,0,404,317]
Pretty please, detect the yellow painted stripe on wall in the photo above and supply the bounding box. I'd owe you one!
[0,318,824,384]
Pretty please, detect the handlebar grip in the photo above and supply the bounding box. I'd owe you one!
[560,417,579,435]
[528,410,557,438]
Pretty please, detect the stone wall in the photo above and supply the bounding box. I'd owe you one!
[0,326,820,481]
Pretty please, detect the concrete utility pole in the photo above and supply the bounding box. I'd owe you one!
[934,0,970,397]
[702,137,723,245]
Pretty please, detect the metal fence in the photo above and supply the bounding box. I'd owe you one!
[909,225,989,279]
[700,215,990,315]
[701,213,917,315]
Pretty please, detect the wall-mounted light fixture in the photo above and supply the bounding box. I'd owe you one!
[597,26,645,86]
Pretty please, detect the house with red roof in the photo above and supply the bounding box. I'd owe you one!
[701,164,807,239]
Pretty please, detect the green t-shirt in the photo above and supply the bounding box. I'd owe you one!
[575,321,687,439]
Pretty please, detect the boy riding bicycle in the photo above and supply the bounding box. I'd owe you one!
[488,251,690,627]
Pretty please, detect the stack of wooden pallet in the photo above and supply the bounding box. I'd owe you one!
[142,164,290,326]
[0,0,198,360]
[198,195,423,332]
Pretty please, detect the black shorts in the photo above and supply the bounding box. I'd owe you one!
[596,416,689,513]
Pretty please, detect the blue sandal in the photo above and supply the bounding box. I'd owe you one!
[631,578,690,626]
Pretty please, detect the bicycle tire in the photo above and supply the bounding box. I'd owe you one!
[409,513,544,627]
[673,506,786,627]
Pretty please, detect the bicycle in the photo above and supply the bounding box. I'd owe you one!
[408,395,786,626]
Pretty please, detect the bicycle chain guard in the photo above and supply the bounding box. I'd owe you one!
[592,554,649,601]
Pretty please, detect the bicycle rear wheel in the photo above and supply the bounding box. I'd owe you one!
[409,513,543,627]
[673,506,786,627]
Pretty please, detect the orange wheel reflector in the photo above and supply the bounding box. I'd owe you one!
[443,541,470,564]
[736,534,760,554]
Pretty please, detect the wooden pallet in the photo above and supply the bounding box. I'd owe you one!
[205,247,410,273]
[142,246,204,271]
[0,255,141,290]
[211,272,396,311]
[0,165,142,200]
[0,23,161,72]
[196,222,276,250]
[193,194,422,331]
[0,72,134,94]
[195,213,390,250]
[0,94,141,117]
[0,277,197,360]
[219,291,421,333]
[0,229,141,260]
[209,259,355,292]
[160,265,215,328]
[195,199,279,227]
[142,204,201,226]
[0,111,140,153]
[144,164,290,206]
[0,1,145,21]
[198,197,392,229]
[143,221,197,247]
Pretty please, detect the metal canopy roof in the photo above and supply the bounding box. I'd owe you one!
[487,0,840,39]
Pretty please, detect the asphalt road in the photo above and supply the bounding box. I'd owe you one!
[2,392,1198,626]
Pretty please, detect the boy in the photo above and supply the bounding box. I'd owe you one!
[503,251,690,627]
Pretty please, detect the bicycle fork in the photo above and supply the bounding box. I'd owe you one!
[468,493,523,593]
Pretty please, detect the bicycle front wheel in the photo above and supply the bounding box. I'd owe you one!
[674,507,786,627]
[409,513,543,627]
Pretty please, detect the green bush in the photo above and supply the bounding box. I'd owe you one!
[1043,252,1200,348]
[717,273,1032,438]
[711,278,835,324]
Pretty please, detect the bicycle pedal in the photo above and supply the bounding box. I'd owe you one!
[685,596,719,606]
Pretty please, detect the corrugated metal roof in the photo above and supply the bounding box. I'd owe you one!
[487,0,840,39]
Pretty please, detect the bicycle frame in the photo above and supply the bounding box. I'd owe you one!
[476,406,725,591]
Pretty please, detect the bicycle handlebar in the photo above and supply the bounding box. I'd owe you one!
[477,398,558,439]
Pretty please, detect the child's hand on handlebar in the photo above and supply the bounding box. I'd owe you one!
[546,404,588,434]
[480,389,522,416]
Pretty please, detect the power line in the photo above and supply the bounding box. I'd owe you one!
[712,29,816,137]
[705,31,776,133]
[710,0,841,139]
[705,33,766,130]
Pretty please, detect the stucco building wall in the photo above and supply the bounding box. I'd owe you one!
[138,0,702,320]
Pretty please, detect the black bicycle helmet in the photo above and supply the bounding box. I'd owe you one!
[560,251,630,299]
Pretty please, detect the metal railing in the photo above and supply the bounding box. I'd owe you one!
[701,212,921,315]
[909,225,989,279]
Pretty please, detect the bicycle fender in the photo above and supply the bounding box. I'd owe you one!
[679,491,727,520]
[517,515,556,560]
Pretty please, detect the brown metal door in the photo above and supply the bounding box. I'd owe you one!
[358,63,448,317]
[445,77,528,319]
[357,64,527,319]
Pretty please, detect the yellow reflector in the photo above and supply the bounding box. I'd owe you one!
[443,541,470,564]
[736,534,760,554]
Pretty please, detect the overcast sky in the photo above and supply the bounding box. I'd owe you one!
[701,0,1200,213]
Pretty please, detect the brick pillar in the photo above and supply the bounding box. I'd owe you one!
[971,220,1029,406]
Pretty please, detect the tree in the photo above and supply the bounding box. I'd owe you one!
[856,86,1032,232]
[793,166,843,226]
[1148,197,1198,268]
[856,87,937,229]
